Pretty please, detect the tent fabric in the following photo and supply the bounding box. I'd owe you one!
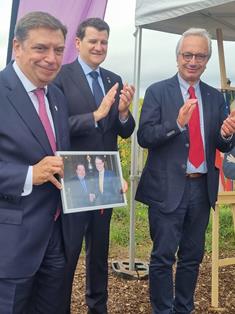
[135,0,235,41]
[15,0,108,64]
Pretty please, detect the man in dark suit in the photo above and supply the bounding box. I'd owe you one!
[135,28,235,314]
[54,17,135,314]
[94,155,124,206]
[0,12,70,314]
[67,163,96,209]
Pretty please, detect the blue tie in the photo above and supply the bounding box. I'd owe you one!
[89,71,104,107]
[89,71,105,129]
[80,178,87,192]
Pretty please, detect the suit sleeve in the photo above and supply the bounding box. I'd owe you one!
[137,84,182,149]
[0,161,28,200]
[54,73,96,136]
[112,77,135,139]
[116,111,135,138]
[214,92,235,153]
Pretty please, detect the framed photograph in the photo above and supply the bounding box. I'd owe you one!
[56,151,127,214]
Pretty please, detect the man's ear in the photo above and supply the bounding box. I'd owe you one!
[75,37,81,51]
[13,38,22,58]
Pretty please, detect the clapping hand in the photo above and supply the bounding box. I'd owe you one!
[226,154,235,164]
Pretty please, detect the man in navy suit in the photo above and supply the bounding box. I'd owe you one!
[135,28,235,314]
[54,18,135,314]
[67,163,96,209]
[0,12,70,314]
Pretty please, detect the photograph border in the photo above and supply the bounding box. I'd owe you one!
[56,151,127,214]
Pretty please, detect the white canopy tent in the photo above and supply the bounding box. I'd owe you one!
[128,0,235,273]
[135,0,235,40]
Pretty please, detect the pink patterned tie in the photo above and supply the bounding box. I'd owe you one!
[33,88,60,219]
[33,88,56,153]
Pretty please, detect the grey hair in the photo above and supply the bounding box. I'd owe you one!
[176,28,212,59]
[14,11,67,42]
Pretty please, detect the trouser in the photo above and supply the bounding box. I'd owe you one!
[62,208,112,314]
[148,175,210,314]
[0,218,66,314]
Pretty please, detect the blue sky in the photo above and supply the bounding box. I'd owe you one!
[1,0,235,96]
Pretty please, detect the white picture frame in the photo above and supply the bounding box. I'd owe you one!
[56,151,127,214]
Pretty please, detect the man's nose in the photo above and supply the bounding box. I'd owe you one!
[94,42,103,50]
[45,49,57,63]
[189,55,197,65]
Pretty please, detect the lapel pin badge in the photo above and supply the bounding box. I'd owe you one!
[107,77,111,84]
[54,105,58,111]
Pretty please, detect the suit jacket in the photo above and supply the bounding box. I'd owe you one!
[0,63,70,278]
[67,176,96,209]
[94,170,124,206]
[135,74,235,212]
[54,59,135,151]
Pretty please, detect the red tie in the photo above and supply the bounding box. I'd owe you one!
[33,88,60,220]
[188,86,205,168]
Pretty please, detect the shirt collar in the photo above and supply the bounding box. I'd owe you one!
[13,61,48,94]
[177,73,200,96]
[77,56,101,76]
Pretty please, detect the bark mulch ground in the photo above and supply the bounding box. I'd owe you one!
[71,252,235,314]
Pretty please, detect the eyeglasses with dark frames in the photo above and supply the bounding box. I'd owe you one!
[180,52,208,62]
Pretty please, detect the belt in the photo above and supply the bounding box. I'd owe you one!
[186,173,205,178]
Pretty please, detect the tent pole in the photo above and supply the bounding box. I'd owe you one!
[216,28,228,90]
[6,0,20,65]
[129,26,142,271]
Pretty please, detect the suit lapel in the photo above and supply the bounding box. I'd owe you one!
[69,61,97,112]
[168,75,190,141]
[47,88,62,151]
[7,84,53,155]
[101,70,113,94]
[200,82,211,154]
[4,64,55,155]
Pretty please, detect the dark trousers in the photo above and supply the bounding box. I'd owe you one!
[0,218,66,314]
[148,175,211,314]
[63,208,112,314]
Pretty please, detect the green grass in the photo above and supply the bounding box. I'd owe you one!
[110,200,235,258]
[205,205,235,252]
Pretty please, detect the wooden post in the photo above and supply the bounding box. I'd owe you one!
[210,192,235,311]
[216,28,235,91]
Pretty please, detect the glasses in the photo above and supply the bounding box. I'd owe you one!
[180,52,208,62]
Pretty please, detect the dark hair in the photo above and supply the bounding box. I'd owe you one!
[76,163,85,169]
[14,11,67,42]
[76,17,109,39]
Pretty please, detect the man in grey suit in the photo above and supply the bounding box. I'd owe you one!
[54,17,135,314]
[136,28,235,314]
[0,12,70,314]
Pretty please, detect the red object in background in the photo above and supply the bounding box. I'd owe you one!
[215,149,233,191]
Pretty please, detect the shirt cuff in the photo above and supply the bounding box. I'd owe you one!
[177,120,186,132]
[221,133,233,141]
[119,114,129,124]
[22,166,33,196]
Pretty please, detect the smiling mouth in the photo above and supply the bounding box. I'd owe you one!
[187,68,198,72]
[41,67,58,73]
